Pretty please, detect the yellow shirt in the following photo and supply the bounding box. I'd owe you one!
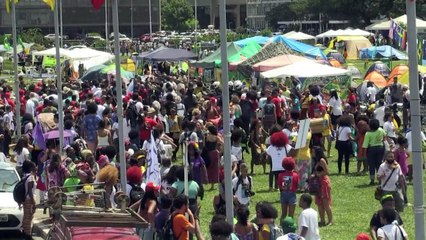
[296,131,312,161]
[259,224,271,240]
[322,114,332,137]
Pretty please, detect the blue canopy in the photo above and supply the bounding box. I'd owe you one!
[359,45,408,60]
[271,35,327,59]
[234,36,270,47]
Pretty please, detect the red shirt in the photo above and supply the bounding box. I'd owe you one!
[277,170,299,192]
[308,104,326,118]
[139,117,159,141]
[272,97,283,118]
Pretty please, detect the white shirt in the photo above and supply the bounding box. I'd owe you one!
[266,145,292,172]
[367,87,377,102]
[405,130,426,152]
[374,106,386,126]
[298,208,320,240]
[377,162,402,191]
[25,99,35,117]
[14,148,29,167]
[96,104,106,118]
[135,101,144,113]
[383,121,397,138]
[377,223,407,240]
[24,174,36,200]
[5,111,14,130]
[232,176,252,205]
[231,146,243,162]
[142,139,165,162]
[328,97,342,116]
[337,126,351,141]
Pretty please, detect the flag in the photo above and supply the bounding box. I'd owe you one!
[146,133,161,186]
[32,117,47,150]
[5,0,18,13]
[3,35,11,50]
[389,20,395,39]
[91,0,106,10]
[42,0,55,11]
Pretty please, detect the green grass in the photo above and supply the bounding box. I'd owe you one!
[196,148,426,240]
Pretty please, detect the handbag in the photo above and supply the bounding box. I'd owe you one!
[374,168,396,200]
[308,176,321,195]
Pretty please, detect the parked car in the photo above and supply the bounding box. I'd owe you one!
[44,34,68,41]
[0,162,23,231]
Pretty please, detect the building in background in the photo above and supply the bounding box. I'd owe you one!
[246,0,291,30]
[0,0,159,38]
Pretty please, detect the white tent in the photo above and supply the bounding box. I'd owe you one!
[283,31,316,40]
[33,48,73,58]
[261,61,350,78]
[365,15,426,31]
[316,28,374,38]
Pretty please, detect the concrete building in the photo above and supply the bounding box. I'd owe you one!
[0,0,160,38]
[246,0,292,30]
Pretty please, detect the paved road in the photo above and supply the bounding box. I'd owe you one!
[0,230,43,240]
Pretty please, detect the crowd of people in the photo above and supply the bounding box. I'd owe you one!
[0,65,421,240]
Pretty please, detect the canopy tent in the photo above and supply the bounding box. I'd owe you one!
[252,54,312,72]
[365,61,391,78]
[397,65,426,85]
[236,42,297,76]
[80,64,134,82]
[316,28,374,38]
[80,64,107,81]
[388,65,409,82]
[364,71,387,88]
[270,35,327,59]
[359,45,408,60]
[330,36,372,60]
[33,48,73,58]
[327,51,345,63]
[195,42,241,68]
[121,58,136,72]
[136,46,197,61]
[365,15,426,31]
[234,36,270,47]
[283,31,316,41]
[261,61,349,79]
[226,41,262,64]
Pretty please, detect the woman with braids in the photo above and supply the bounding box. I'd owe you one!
[249,119,267,175]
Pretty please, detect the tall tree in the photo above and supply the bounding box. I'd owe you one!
[162,0,194,32]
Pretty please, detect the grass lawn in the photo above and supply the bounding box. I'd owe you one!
[196,148,426,239]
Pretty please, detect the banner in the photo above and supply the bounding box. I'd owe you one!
[389,20,407,50]
[146,134,161,186]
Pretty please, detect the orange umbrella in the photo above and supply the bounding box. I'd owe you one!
[387,64,409,84]
[365,71,387,88]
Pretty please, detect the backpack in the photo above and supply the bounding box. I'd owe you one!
[13,175,30,205]
[268,224,284,240]
[126,102,139,126]
[159,214,181,240]
[263,103,275,116]
[129,183,144,205]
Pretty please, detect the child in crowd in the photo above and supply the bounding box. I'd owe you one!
[277,157,299,219]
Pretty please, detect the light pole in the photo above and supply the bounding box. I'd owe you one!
[11,0,20,139]
[149,0,152,36]
[159,0,162,31]
[105,0,109,51]
[194,0,197,54]
[130,0,134,39]
[59,0,63,47]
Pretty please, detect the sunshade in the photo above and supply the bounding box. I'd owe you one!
[136,46,197,61]
[224,41,262,65]
[261,61,349,78]
[234,36,270,47]
[270,36,327,59]
[195,43,241,68]
[365,15,426,31]
[252,54,312,72]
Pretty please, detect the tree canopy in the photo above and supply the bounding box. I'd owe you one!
[266,0,426,30]
[161,0,194,32]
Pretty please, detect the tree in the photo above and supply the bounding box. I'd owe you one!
[162,0,194,32]
[265,3,297,30]
[19,28,49,46]
[185,18,199,31]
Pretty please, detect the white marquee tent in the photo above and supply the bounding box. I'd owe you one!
[261,61,350,78]
[365,14,426,31]
[316,28,374,38]
[283,31,316,40]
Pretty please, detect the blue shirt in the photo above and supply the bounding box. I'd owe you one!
[83,114,101,142]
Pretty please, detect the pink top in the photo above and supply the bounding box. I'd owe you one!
[394,149,409,176]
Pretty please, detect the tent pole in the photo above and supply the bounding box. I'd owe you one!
[112,0,127,190]
[406,1,425,239]
[54,0,64,154]
[11,0,20,139]
[219,0,233,225]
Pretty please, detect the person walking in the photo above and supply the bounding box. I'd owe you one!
[335,115,354,174]
[21,160,37,240]
[362,119,386,185]
[298,193,320,240]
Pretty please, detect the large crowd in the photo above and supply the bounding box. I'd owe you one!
[0,63,422,240]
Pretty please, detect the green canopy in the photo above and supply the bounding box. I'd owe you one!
[101,64,135,80]
[195,42,241,68]
[228,41,262,63]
